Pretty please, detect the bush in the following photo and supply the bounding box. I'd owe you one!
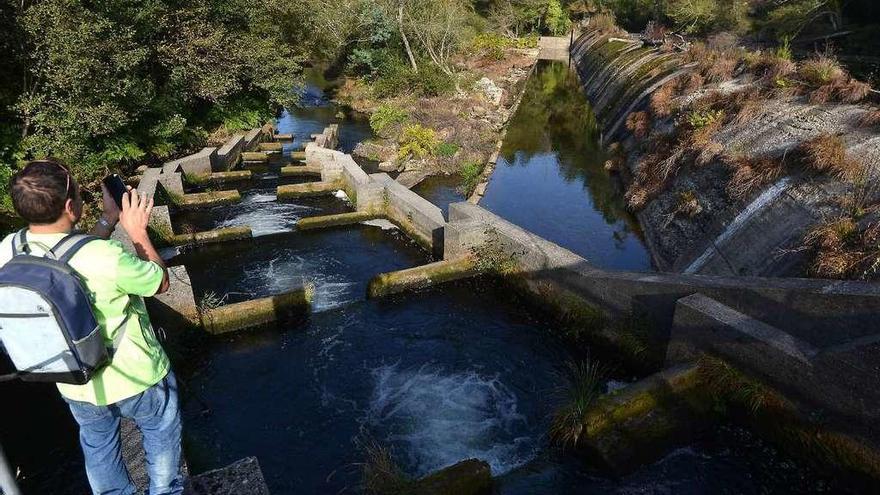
[369,104,408,137]
[436,142,460,157]
[372,59,455,98]
[686,108,724,129]
[397,124,439,160]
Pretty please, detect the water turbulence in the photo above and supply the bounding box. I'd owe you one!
[366,364,534,476]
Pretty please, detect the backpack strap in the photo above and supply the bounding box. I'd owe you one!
[10,229,30,256]
[49,232,100,264]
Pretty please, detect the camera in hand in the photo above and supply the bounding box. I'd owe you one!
[103,174,128,209]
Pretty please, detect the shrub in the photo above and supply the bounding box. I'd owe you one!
[625,111,651,138]
[372,60,455,98]
[436,142,460,157]
[459,160,483,195]
[797,133,861,179]
[369,104,408,137]
[686,108,724,129]
[471,32,510,60]
[397,124,439,160]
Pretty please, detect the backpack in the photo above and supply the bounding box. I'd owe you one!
[0,229,126,385]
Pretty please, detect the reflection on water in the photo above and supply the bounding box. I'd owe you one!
[412,174,466,218]
[480,61,652,271]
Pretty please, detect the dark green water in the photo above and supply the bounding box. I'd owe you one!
[481,61,652,271]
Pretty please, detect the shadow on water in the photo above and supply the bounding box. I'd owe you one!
[480,61,652,271]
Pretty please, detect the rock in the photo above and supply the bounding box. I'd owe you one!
[335,111,345,119]
[413,459,492,495]
[474,77,504,107]
[378,161,397,172]
[353,141,397,163]
[187,457,270,495]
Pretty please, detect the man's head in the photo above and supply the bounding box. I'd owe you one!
[10,158,83,226]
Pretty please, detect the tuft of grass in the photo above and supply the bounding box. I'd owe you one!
[458,160,483,195]
[436,142,460,158]
[698,356,775,414]
[799,55,846,87]
[549,359,612,449]
[650,81,677,118]
[397,124,439,160]
[859,109,880,128]
[197,291,227,316]
[625,111,651,138]
[796,134,862,179]
[836,80,872,104]
[804,218,880,280]
[370,104,409,138]
[724,155,786,200]
[360,439,413,495]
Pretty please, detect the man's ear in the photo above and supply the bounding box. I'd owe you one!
[64,198,79,221]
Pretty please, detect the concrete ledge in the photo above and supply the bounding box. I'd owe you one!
[202,287,313,334]
[243,128,263,151]
[179,190,242,209]
[290,151,307,161]
[280,165,321,177]
[413,459,492,495]
[277,181,339,200]
[158,172,185,197]
[165,147,217,177]
[297,211,379,231]
[216,134,245,171]
[274,133,294,141]
[148,265,200,327]
[241,151,269,163]
[188,457,269,495]
[258,142,283,152]
[208,170,252,184]
[172,226,252,247]
[373,173,446,256]
[367,257,480,298]
[581,364,711,475]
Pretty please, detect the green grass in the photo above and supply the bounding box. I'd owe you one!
[549,359,612,449]
[458,161,484,195]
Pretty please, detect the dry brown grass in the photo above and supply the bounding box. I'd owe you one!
[804,219,880,280]
[724,155,786,200]
[859,109,880,128]
[796,134,862,179]
[836,80,872,104]
[650,81,677,117]
[753,53,796,83]
[678,73,705,94]
[625,111,652,138]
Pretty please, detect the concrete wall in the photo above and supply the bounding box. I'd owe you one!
[443,200,880,452]
[372,173,446,256]
[242,128,263,151]
[164,147,217,177]
[539,36,571,61]
[216,134,245,171]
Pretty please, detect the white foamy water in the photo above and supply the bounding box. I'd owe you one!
[241,253,357,311]
[216,192,319,237]
[365,364,535,477]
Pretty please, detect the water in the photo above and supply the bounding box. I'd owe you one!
[480,61,652,271]
[412,174,466,218]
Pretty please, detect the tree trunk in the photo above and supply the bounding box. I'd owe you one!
[398,5,418,72]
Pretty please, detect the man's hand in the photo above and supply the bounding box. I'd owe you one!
[100,183,121,225]
[119,187,154,241]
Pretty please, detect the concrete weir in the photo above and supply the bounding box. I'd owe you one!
[297,211,379,231]
[201,286,313,335]
[367,257,480,298]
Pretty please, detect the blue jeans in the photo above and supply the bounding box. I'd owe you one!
[64,371,184,495]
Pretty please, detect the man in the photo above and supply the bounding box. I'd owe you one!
[0,159,183,495]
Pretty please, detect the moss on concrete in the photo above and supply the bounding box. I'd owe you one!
[210,170,252,183]
[241,151,269,163]
[172,226,252,246]
[290,151,307,161]
[280,165,321,178]
[180,190,242,208]
[297,211,379,231]
[277,181,339,200]
[274,133,294,141]
[367,257,480,298]
[698,356,880,486]
[202,285,313,335]
[257,142,283,152]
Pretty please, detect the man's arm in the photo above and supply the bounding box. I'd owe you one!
[118,188,170,295]
[89,183,120,240]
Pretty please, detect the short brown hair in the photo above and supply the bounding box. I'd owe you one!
[11,158,74,224]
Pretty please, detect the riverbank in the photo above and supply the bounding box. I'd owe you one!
[335,45,539,192]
